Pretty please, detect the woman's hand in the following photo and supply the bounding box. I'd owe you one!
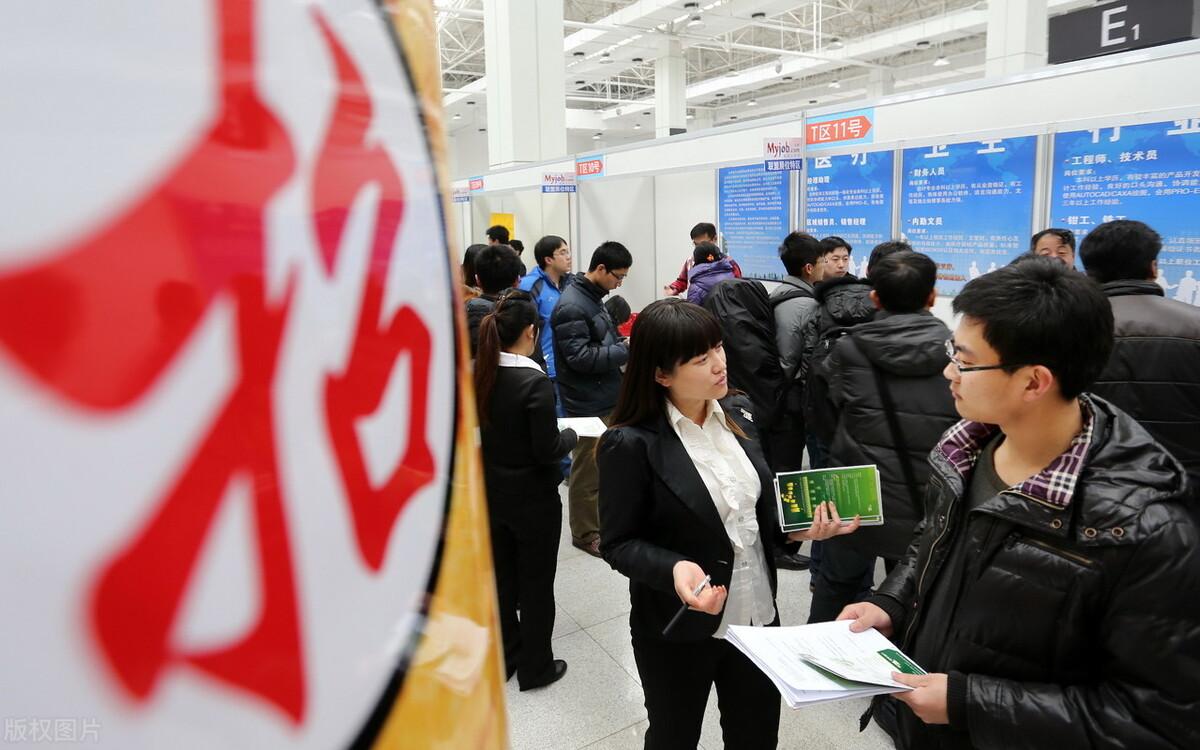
[672,560,727,615]
[786,501,861,542]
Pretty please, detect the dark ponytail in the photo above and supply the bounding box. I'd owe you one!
[474,290,539,426]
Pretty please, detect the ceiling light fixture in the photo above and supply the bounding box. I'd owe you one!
[592,132,602,140]
[632,57,644,63]
[730,115,739,120]
[827,37,844,50]
[686,112,695,120]
[576,79,586,85]
[634,123,642,129]
[916,40,931,49]
[747,99,757,106]
[782,75,794,81]
[933,54,950,67]
[714,92,725,97]
[452,113,461,120]
[751,11,766,19]
[573,51,585,57]
[686,14,704,28]
[829,79,841,89]
[808,99,818,104]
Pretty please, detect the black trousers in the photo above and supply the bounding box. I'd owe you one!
[808,537,896,623]
[632,629,781,750]
[489,493,561,687]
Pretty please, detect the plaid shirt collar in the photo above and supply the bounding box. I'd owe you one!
[935,396,1097,508]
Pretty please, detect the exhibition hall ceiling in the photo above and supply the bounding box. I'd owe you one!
[435,0,1092,136]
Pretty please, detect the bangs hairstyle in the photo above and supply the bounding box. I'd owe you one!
[608,299,742,435]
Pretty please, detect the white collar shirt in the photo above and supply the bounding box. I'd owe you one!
[498,351,544,373]
[664,399,775,637]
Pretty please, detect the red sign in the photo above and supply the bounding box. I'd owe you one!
[468,177,484,191]
[806,115,873,145]
[575,157,605,178]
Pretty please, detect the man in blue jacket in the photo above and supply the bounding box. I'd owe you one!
[551,241,632,557]
[519,235,573,395]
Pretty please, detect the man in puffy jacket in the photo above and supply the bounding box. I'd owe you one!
[551,241,632,556]
[808,252,959,622]
[1081,220,1200,501]
[839,258,1200,749]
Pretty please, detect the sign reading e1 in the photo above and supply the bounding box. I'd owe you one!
[1049,0,1200,64]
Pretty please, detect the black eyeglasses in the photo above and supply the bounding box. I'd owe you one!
[944,339,1024,373]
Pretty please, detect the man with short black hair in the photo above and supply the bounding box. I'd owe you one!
[552,241,632,556]
[466,244,523,356]
[663,222,743,296]
[820,236,853,279]
[1030,227,1075,266]
[808,252,958,622]
[519,236,573,385]
[486,224,511,245]
[1081,219,1200,498]
[840,257,1200,749]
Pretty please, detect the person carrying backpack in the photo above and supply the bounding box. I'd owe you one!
[686,242,737,306]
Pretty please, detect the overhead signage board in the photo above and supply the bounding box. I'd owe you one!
[804,150,895,268]
[469,175,485,191]
[575,154,605,180]
[1048,0,1200,64]
[764,137,805,171]
[541,171,577,193]
[1050,117,1200,305]
[806,108,875,151]
[717,163,791,281]
[452,185,471,203]
[900,135,1038,295]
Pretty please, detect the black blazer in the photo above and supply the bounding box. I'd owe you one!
[597,393,794,644]
[480,365,577,505]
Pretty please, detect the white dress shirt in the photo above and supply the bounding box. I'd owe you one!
[498,351,544,372]
[664,399,776,637]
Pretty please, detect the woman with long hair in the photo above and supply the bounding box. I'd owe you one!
[475,290,578,690]
[598,299,860,749]
[462,243,486,301]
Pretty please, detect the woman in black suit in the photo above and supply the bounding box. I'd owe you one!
[598,299,859,749]
[476,290,578,690]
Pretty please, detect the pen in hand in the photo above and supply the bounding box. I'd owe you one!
[662,574,712,636]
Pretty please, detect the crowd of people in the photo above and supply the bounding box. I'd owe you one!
[464,218,1200,748]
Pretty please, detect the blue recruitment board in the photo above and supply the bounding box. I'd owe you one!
[1050,118,1200,306]
[718,163,791,281]
[900,135,1037,295]
[804,150,894,268]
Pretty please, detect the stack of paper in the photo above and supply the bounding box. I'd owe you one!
[556,417,608,438]
[724,620,923,708]
[774,464,885,533]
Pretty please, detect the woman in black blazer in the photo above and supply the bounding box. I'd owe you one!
[476,290,578,690]
[598,299,859,749]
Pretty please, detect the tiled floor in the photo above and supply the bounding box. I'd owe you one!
[503,487,896,750]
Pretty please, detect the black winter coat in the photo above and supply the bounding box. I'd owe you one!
[804,275,876,440]
[550,276,628,417]
[869,396,1200,750]
[597,394,796,642]
[479,365,577,504]
[818,311,959,561]
[1090,279,1200,498]
[466,293,500,358]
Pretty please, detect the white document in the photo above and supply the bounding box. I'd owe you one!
[724,620,922,709]
[557,417,607,438]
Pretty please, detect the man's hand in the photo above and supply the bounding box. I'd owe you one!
[835,601,893,637]
[787,501,861,542]
[891,672,949,725]
[672,560,727,615]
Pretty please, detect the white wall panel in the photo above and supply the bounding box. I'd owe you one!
[577,176,656,314]
[653,170,717,302]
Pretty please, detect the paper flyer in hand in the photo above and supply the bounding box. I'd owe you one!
[774,464,883,533]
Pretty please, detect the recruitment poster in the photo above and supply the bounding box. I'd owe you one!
[1050,117,1200,305]
[0,1,505,747]
[804,150,894,271]
[900,136,1037,295]
[718,163,791,281]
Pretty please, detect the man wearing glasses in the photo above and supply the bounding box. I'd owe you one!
[551,241,633,557]
[839,258,1200,749]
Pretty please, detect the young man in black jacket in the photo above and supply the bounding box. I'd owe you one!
[840,258,1200,749]
[551,241,632,557]
[808,252,959,622]
[1081,220,1200,500]
[466,244,523,357]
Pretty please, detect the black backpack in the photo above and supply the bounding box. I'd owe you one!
[702,278,813,432]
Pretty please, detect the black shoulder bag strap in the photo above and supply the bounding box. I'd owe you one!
[863,345,922,511]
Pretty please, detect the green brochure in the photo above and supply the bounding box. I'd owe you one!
[774,464,884,533]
